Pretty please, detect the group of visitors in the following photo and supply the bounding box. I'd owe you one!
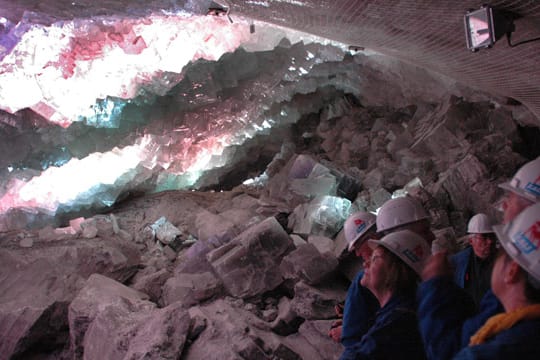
[328,157,540,359]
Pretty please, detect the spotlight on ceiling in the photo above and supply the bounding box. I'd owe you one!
[464,5,510,51]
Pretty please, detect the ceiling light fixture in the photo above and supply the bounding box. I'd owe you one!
[464,5,503,51]
[464,5,540,51]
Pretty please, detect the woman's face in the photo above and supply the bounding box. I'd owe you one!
[360,246,389,295]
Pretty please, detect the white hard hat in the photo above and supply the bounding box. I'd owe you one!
[467,213,494,234]
[376,197,429,233]
[493,202,540,283]
[499,157,540,203]
[368,230,430,275]
[344,211,377,251]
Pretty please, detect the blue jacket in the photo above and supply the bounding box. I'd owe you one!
[451,247,496,309]
[417,277,476,360]
[343,291,426,360]
[450,247,504,343]
[341,271,379,347]
[417,276,504,360]
[460,290,504,345]
[453,318,540,359]
[451,247,472,288]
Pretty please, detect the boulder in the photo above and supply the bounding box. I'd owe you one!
[280,243,338,285]
[297,320,343,360]
[209,217,292,298]
[307,234,335,254]
[83,302,190,360]
[183,300,269,360]
[130,268,171,303]
[68,274,154,359]
[0,234,142,360]
[184,299,307,360]
[290,281,347,320]
[0,251,81,360]
[161,271,222,307]
[288,196,351,237]
[270,297,303,336]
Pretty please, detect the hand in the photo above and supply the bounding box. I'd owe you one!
[328,324,342,343]
[421,250,452,281]
[334,303,344,317]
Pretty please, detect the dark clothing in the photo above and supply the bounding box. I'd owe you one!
[341,271,379,346]
[417,276,503,360]
[460,290,504,346]
[342,292,426,360]
[451,247,494,308]
[453,318,540,359]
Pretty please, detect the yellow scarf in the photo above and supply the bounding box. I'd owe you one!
[469,304,540,345]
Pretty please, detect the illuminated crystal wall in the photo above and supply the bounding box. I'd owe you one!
[0,9,357,230]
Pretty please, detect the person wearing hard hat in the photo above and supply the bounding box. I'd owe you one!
[375,196,436,246]
[346,230,430,359]
[332,197,435,359]
[453,203,540,358]
[417,157,540,359]
[450,214,498,307]
[329,212,380,358]
[499,156,540,223]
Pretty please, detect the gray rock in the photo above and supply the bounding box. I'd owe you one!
[332,228,348,259]
[0,234,141,360]
[270,297,302,336]
[280,243,338,285]
[130,268,171,303]
[288,196,351,238]
[83,302,190,360]
[0,250,80,360]
[437,154,492,211]
[195,210,237,243]
[209,217,292,298]
[19,237,33,247]
[298,320,343,360]
[89,215,116,237]
[161,271,222,307]
[183,300,270,360]
[68,274,154,359]
[307,234,335,255]
[81,220,98,239]
[273,343,302,360]
[290,234,307,248]
[290,281,347,320]
[150,217,183,245]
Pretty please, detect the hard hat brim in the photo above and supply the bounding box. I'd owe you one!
[468,230,495,234]
[347,222,376,252]
[375,215,430,236]
[493,223,540,283]
[367,238,422,276]
[499,182,539,203]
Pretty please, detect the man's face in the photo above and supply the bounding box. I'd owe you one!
[469,233,496,259]
[491,247,511,300]
[502,192,533,224]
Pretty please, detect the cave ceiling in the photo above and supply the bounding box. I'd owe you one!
[0,0,539,231]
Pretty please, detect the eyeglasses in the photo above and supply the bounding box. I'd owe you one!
[470,233,497,242]
[368,254,384,264]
